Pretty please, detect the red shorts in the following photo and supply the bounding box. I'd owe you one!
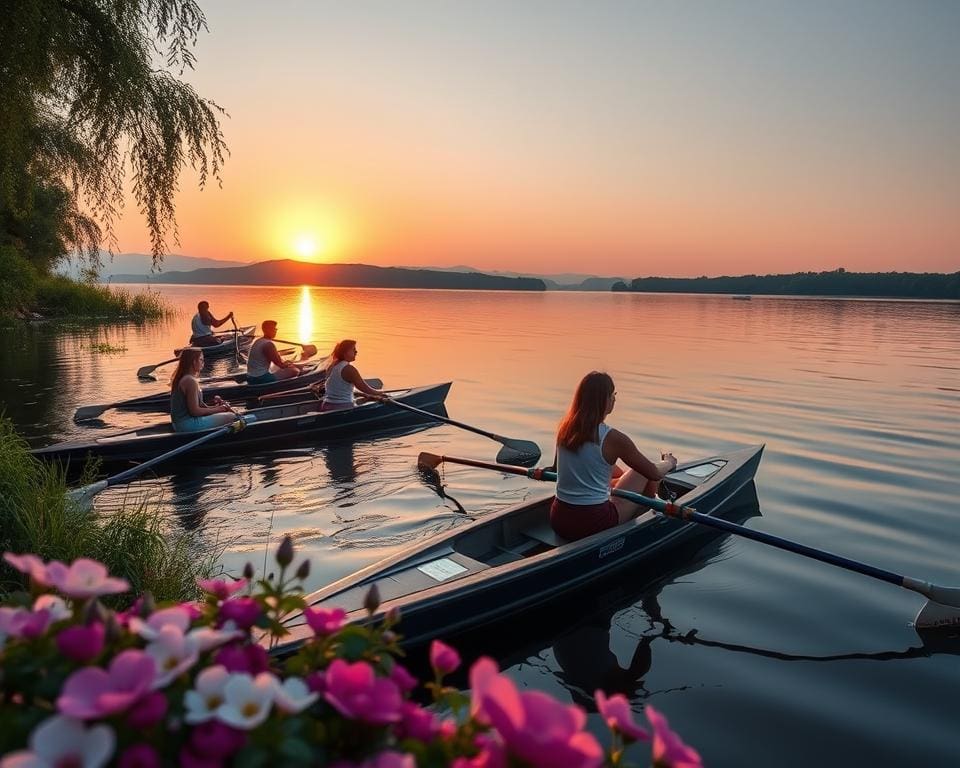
[550,497,619,541]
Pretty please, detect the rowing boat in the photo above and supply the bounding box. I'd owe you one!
[273,444,764,652]
[35,383,452,475]
[73,363,327,420]
[174,325,256,357]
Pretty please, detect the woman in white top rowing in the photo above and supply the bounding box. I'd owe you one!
[320,339,388,411]
[544,371,678,541]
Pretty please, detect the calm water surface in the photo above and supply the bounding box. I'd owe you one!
[2,286,958,766]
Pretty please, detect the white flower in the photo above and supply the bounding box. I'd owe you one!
[145,624,199,688]
[189,625,243,652]
[216,672,277,730]
[129,606,191,641]
[0,715,114,768]
[32,595,71,624]
[272,676,319,714]
[184,665,231,724]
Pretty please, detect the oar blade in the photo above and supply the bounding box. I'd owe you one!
[74,404,110,422]
[418,452,444,471]
[300,344,318,360]
[136,364,158,379]
[495,440,541,467]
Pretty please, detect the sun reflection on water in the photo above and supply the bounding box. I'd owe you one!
[298,285,313,343]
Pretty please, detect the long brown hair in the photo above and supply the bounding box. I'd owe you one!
[171,348,203,391]
[325,339,356,374]
[556,371,614,451]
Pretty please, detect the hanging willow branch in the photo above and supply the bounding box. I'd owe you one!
[0,0,227,270]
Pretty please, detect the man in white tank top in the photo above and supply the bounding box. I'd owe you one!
[190,301,234,346]
[246,321,302,384]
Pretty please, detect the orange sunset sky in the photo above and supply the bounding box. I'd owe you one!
[114,1,960,277]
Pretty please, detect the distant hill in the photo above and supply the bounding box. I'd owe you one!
[408,264,623,289]
[623,269,960,299]
[109,259,546,291]
[58,253,247,279]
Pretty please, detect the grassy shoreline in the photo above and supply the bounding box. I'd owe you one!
[0,417,215,606]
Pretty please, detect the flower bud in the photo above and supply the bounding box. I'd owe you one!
[295,559,311,581]
[139,591,156,617]
[363,583,381,615]
[82,598,107,625]
[275,536,295,568]
[385,606,401,626]
[242,562,255,580]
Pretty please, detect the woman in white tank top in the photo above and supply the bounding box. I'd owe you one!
[544,371,678,541]
[320,339,388,411]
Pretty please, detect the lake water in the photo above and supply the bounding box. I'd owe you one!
[2,285,958,766]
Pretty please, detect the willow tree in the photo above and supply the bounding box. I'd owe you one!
[0,0,227,271]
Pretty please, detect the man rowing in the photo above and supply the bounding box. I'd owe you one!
[246,320,303,384]
[190,301,235,346]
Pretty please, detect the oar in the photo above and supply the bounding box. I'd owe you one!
[137,357,178,380]
[65,415,256,511]
[230,316,241,368]
[272,339,319,360]
[258,378,384,403]
[382,402,540,466]
[417,453,960,630]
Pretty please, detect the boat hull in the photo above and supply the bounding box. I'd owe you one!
[174,326,255,358]
[35,383,452,475]
[276,444,764,652]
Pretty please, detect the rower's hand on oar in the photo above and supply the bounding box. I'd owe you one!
[662,451,678,470]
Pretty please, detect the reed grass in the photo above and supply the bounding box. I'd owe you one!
[34,275,173,321]
[0,417,216,605]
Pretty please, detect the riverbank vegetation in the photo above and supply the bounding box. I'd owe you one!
[0,417,214,605]
[0,0,226,319]
[614,268,960,299]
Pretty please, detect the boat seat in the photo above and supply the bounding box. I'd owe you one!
[524,521,569,548]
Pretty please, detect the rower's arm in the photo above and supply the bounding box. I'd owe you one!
[264,341,289,368]
[208,310,233,328]
[183,378,230,416]
[606,430,675,479]
[342,364,384,398]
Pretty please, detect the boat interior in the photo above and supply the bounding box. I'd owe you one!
[306,458,730,616]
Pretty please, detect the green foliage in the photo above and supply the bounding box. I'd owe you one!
[0,0,227,271]
[0,415,214,604]
[0,246,39,312]
[626,269,960,299]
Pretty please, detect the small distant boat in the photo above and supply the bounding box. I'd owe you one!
[273,444,764,652]
[35,383,452,475]
[174,326,256,358]
[732,295,752,301]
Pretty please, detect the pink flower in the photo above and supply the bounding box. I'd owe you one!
[197,578,248,601]
[213,642,269,674]
[118,743,162,768]
[396,701,441,741]
[46,559,129,599]
[3,552,52,586]
[452,734,507,768]
[129,606,191,641]
[430,639,461,676]
[470,657,602,768]
[178,747,223,768]
[646,705,703,768]
[305,670,326,694]
[595,690,649,742]
[17,608,53,639]
[190,720,246,759]
[303,606,346,635]
[218,597,260,629]
[389,663,418,693]
[324,659,403,725]
[126,692,168,729]
[58,649,155,719]
[57,623,106,663]
[362,753,416,768]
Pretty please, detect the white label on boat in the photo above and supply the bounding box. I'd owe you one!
[417,558,468,582]
[599,537,625,559]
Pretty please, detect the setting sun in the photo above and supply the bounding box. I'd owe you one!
[295,234,321,260]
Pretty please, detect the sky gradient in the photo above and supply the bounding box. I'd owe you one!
[114,0,960,277]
